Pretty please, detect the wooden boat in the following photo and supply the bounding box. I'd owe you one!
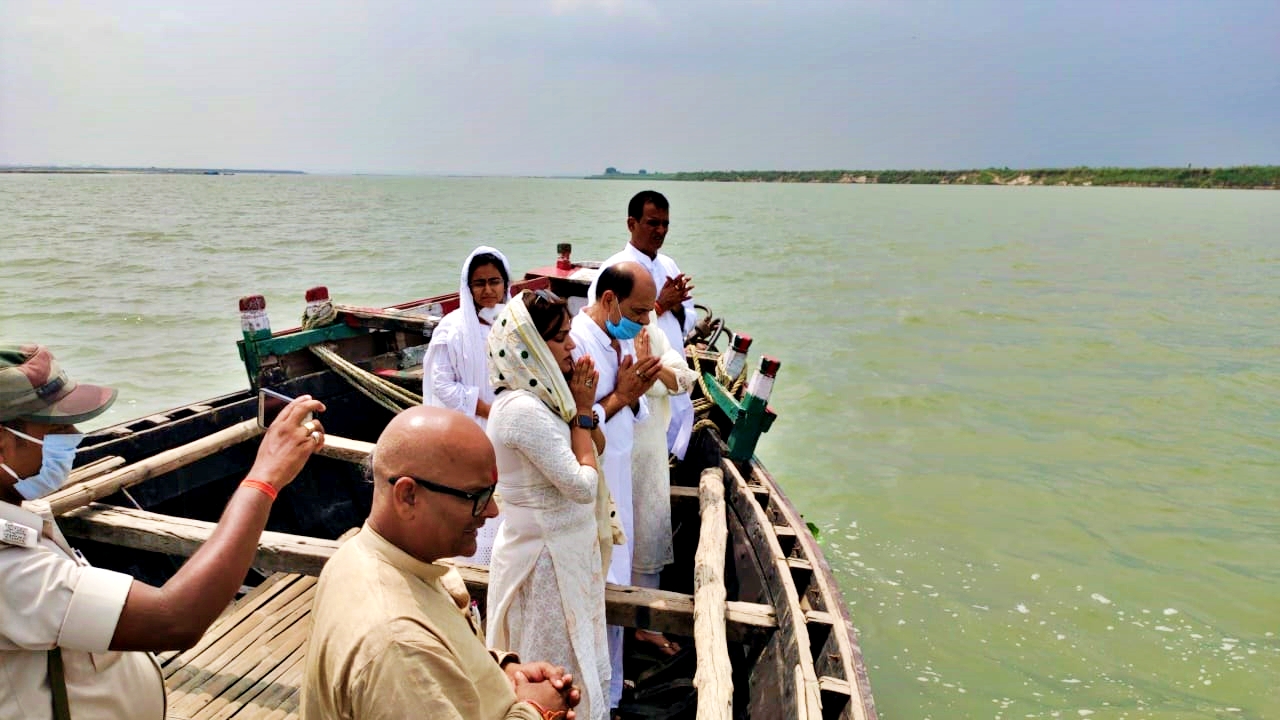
[48,247,877,720]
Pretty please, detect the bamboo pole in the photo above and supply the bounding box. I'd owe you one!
[693,466,732,719]
[57,501,777,642]
[314,434,373,464]
[68,455,125,485]
[46,419,263,516]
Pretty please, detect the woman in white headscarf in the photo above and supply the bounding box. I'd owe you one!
[485,289,616,720]
[423,245,513,565]
[423,245,514,427]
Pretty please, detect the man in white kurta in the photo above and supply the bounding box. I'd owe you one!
[590,190,697,459]
[630,325,698,587]
[569,262,660,708]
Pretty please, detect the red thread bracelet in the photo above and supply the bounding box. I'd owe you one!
[522,700,565,720]
[241,479,279,501]
[519,696,565,717]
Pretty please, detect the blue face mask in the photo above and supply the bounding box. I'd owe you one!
[605,300,644,341]
[1,427,84,500]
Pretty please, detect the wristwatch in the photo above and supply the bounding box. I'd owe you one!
[574,413,597,430]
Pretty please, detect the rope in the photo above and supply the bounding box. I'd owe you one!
[689,341,748,428]
[301,300,423,414]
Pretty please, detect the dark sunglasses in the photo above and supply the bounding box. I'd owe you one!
[393,475,496,517]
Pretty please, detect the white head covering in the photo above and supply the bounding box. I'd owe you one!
[486,292,576,423]
[488,292,625,563]
[422,246,514,418]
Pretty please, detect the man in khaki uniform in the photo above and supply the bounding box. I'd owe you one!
[0,344,326,719]
[303,406,580,720]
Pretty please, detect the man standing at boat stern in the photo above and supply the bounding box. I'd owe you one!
[302,406,580,720]
[590,190,697,459]
[571,263,662,709]
[0,344,326,720]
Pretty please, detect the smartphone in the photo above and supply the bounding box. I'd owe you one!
[258,388,309,429]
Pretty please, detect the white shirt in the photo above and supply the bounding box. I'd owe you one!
[591,242,698,458]
[568,311,647,585]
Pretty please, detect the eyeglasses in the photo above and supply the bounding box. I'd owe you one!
[531,288,563,305]
[393,475,496,517]
[469,277,506,290]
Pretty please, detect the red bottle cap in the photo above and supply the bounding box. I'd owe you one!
[305,286,330,302]
[758,356,782,378]
[239,295,266,312]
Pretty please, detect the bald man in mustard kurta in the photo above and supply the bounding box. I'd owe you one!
[302,406,577,720]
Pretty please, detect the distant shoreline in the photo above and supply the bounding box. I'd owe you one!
[587,166,1280,190]
[0,166,304,175]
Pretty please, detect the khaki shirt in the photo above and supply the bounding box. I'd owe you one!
[0,499,165,720]
[303,525,541,720]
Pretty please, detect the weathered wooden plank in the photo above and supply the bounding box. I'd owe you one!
[774,523,798,556]
[818,676,854,720]
[722,456,822,720]
[693,467,732,720]
[61,504,339,576]
[47,419,263,515]
[60,504,777,643]
[747,463,876,720]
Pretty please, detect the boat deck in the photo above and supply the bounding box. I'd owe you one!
[160,573,314,720]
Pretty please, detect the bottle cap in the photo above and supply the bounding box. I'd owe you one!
[758,356,782,378]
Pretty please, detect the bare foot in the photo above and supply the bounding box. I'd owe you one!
[634,629,680,656]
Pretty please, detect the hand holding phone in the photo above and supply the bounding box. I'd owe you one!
[259,388,313,429]
[247,391,327,493]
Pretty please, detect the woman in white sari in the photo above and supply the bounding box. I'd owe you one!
[485,289,614,720]
[424,245,513,564]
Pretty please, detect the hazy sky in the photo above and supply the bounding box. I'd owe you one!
[1,0,1276,174]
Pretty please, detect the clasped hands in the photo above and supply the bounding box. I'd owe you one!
[657,273,693,315]
[505,661,579,719]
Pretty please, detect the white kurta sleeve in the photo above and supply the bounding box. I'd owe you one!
[658,346,697,397]
[426,329,481,416]
[494,394,598,505]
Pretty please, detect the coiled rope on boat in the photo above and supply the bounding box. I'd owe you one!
[687,311,748,435]
[300,300,423,414]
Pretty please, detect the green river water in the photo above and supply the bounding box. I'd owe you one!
[2,175,1276,718]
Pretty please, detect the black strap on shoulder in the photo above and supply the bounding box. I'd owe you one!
[47,647,72,720]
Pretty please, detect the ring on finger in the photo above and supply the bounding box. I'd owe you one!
[310,430,322,443]
[303,419,317,433]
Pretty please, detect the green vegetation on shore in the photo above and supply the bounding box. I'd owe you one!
[589,166,1280,189]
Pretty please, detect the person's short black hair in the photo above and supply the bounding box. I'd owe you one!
[523,289,571,341]
[468,253,509,287]
[596,264,637,301]
[627,190,669,221]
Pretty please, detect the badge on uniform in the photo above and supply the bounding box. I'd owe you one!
[0,519,39,548]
